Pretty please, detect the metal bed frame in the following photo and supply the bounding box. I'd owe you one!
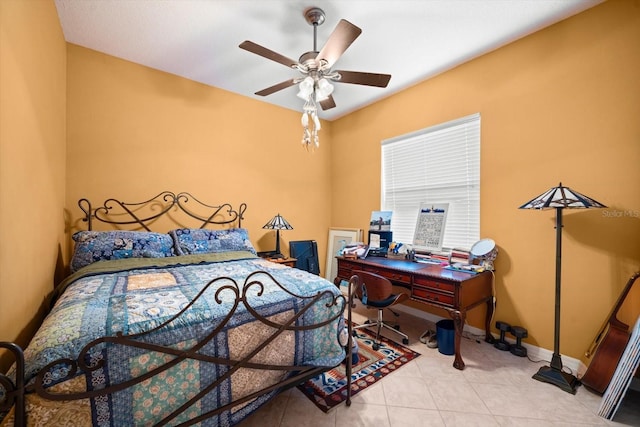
[0,191,354,426]
[77,191,247,231]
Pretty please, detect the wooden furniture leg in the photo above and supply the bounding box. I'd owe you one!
[485,297,496,343]
[451,310,466,370]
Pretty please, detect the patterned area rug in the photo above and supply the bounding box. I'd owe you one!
[297,326,421,412]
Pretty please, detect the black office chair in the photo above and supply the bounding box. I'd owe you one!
[351,270,409,350]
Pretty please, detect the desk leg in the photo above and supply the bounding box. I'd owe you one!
[484,298,496,344]
[451,311,465,370]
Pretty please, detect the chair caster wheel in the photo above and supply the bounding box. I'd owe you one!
[402,338,409,345]
[372,343,380,351]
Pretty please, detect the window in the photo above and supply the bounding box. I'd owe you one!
[381,113,480,251]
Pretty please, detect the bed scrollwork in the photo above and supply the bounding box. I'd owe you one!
[78,191,247,231]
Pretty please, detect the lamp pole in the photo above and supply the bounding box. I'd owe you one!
[531,206,580,393]
[551,206,563,371]
[275,229,282,257]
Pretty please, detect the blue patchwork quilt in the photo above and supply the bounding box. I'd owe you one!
[4,252,345,426]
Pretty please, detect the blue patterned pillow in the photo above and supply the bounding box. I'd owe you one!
[70,231,175,272]
[170,228,257,256]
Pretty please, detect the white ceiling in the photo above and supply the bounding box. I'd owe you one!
[54,0,602,121]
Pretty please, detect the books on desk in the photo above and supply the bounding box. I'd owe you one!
[416,258,445,265]
[446,263,485,274]
[449,248,471,265]
[414,252,449,265]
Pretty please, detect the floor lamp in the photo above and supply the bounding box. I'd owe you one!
[519,182,606,394]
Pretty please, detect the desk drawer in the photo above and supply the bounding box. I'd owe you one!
[338,265,356,280]
[338,265,351,276]
[414,277,455,294]
[376,269,411,285]
[412,287,455,307]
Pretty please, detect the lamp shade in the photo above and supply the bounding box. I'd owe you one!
[519,182,606,210]
[263,214,293,230]
[315,78,334,101]
[296,76,314,100]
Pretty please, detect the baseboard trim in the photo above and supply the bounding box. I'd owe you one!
[394,304,586,376]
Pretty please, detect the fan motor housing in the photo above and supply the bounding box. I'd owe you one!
[304,7,325,26]
[299,51,320,69]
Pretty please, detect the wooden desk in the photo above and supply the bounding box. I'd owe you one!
[335,256,494,370]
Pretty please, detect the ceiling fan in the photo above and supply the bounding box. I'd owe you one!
[239,7,391,112]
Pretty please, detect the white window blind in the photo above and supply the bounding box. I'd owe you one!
[381,113,480,251]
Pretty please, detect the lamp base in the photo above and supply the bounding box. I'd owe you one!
[532,365,580,394]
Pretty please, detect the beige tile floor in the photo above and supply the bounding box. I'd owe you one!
[238,307,640,427]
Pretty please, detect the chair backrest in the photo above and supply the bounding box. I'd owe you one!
[352,270,393,303]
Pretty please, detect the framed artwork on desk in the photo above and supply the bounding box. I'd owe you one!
[413,202,449,252]
[325,228,362,282]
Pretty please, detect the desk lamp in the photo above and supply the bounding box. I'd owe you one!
[263,214,293,259]
[519,182,605,394]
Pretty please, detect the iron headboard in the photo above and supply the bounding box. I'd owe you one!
[78,191,247,231]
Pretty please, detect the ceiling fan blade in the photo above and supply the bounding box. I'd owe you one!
[317,19,362,68]
[255,79,297,96]
[334,70,391,88]
[239,40,298,68]
[319,95,336,110]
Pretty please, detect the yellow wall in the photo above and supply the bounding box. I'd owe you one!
[331,0,640,360]
[1,0,639,373]
[0,0,67,372]
[65,44,334,266]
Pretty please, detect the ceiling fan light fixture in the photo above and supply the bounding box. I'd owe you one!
[301,97,320,150]
[296,76,315,100]
[240,6,391,151]
[301,76,314,91]
[315,78,334,101]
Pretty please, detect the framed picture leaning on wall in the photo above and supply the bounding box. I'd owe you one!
[325,228,362,283]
